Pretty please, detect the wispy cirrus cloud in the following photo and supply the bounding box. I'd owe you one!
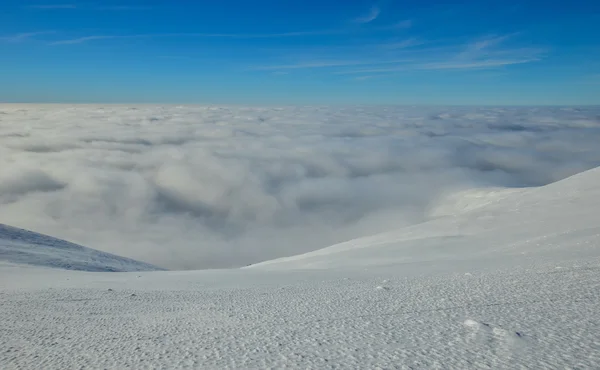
[336,58,539,75]
[27,3,152,11]
[0,31,56,43]
[250,40,427,72]
[28,4,77,9]
[336,66,409,75]
[157,55,194,61]
[354,6,381,24]
[417,58,541,70]
[267,33,545,79]
[49,29,349,45]
[251,58,414,71]
[468,35,514,52]
[50,35,121,45]
[458,33,521,59]
[353,75,379,81]
[96,5,153,11]
[378,38,424,49]
[451,34,544,69]
[340,57,542,75]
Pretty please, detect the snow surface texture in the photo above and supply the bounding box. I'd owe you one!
[0,223,162,272]
[1,167,600,368]
[1,105,600,269]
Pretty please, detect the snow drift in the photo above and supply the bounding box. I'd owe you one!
[249,166,600,271]
[0,223,162,272]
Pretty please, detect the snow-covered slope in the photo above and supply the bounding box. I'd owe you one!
[1,167,599,369]
[249,166,600,271]
[0,223,162,272]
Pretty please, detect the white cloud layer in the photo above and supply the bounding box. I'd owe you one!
[0,105,599,269]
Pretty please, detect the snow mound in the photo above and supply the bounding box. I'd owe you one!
[0,224,163,272]
[249,166,600,270]
[427,187,521,218]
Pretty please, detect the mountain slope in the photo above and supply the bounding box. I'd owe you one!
[249,166,600,270]
[0,223,163,272]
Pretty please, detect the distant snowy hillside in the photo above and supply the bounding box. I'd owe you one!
[250,166,600,270]
[0,224,162,272]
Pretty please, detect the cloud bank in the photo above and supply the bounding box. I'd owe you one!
[0,105,599,269]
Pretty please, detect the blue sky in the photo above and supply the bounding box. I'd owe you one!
[1,0,599,105]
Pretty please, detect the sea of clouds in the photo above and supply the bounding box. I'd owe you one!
[1,105,599,269]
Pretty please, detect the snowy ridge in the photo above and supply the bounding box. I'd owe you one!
[249,166,600,270]
[0,224,163,272]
